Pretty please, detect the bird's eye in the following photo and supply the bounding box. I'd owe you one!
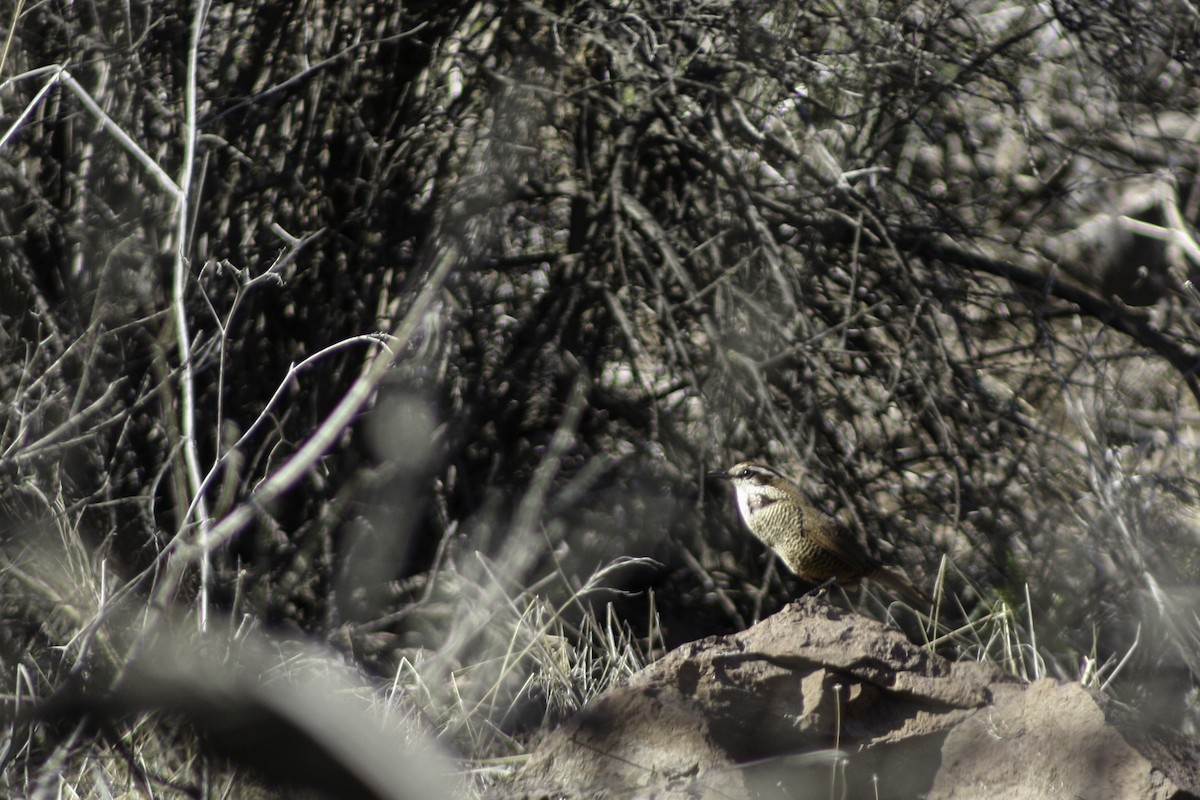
[737,468,753,479]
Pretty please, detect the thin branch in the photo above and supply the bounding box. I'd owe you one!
[58,70,182,199]
[172,0,213,631]
[901,232,1200,407]
[200,23,429,126]
[154,247,459,608]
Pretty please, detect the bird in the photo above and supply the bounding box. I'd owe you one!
[708,461,931,606]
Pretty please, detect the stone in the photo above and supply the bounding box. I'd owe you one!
[499,596,1200,799]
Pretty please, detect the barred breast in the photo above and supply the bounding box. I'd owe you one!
[751,498,877,584]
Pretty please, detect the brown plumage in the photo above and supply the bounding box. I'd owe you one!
[708,461,931,606]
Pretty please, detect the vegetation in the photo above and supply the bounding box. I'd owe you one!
[1,0,1199,796]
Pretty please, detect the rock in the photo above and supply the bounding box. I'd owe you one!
[499,596,1200,799]
[930,679,1200,800]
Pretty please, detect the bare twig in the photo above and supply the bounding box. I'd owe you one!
[172,0,214,631]
[58,69,181,198]
[159,247,459,604]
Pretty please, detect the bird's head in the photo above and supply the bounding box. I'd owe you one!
[707,461,788,488]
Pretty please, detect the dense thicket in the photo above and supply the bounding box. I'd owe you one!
[3,0,1200,794]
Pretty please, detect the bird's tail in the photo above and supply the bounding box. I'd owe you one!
[872,565,933,607]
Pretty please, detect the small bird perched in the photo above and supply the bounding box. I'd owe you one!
[708,461,931,606]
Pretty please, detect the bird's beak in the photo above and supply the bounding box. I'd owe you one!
[707,469,731,480]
